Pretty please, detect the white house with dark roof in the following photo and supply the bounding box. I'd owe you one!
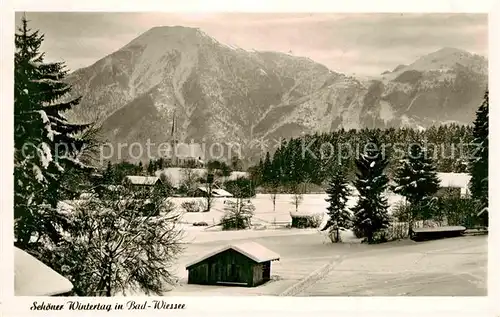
[122,175,162,187]
[436,172,472,197]
[194,186,234,198]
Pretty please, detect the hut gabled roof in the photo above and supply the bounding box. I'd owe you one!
[185,241,280,269]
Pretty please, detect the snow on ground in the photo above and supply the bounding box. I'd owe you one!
[112,191,486,296]
[174,192,404,226]
[167,234,486,296]
[165,193,485,296]
[298,235,487,296]
[173,192,406,244]
[180,225,320,244]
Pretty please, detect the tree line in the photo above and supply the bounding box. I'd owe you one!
[251,123,474,192]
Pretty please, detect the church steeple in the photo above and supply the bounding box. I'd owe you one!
[170,108,178,166]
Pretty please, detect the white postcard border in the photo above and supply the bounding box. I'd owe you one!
[1,0,498,316]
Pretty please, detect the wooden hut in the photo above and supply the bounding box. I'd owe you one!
[411,226,466,241]
[185,242,280,287]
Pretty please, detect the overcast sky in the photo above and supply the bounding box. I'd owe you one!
[15,12,488,76]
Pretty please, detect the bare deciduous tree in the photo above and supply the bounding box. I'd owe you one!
[267,185,279,211]
[180,168,198,196]
[290,183,304,213]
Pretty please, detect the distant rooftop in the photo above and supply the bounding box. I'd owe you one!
[123,175,161,186]
[437,172,471,188]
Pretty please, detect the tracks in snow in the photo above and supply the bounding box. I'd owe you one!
[278,255,346,296]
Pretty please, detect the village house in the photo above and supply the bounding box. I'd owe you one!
[122,176,163,190]
[185,241,280,287]
[193,186,234,198]
[436,172,472,198]
[155,167,206,189]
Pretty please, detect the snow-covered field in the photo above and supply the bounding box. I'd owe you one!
[163,193,486,296]
[173,192,404,227]
[168,232,486,296]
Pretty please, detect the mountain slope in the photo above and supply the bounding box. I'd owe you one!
[66,26,488,163]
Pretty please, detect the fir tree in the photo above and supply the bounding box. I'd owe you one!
[352,136,390,243]
[102,161,113,184]
[393,143,440,234]
[262,151,273,184]
[14,15,91,248]
[469,90,488,225]
[158,157,164,170]
[147,159,154,175]
[322,166,352,242]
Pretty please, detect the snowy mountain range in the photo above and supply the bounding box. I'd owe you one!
[65,26,488,162]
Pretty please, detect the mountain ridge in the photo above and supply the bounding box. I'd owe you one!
[65,26,488,163]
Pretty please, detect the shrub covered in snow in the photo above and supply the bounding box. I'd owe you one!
[193,221,208,226]
[221,198,255,230]
[181,201,201,213]
[291,213,323,228]
[435,196,483,228]
[372,222,410,243]
[391,201,413,223]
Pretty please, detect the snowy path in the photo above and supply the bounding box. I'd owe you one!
[167,234,486,296]
[279,255,346,296]
[296,236,487,296]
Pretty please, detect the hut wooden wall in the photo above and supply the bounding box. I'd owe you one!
[187,249,262,286]
[250,261,271,286]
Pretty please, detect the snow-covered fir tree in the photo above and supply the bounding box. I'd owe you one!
[262,151,273,184]
[393,143,440,234]
[469,89,488,225]
[322,166,352,242]
[14,15,90,248]
[352,136,390,243]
